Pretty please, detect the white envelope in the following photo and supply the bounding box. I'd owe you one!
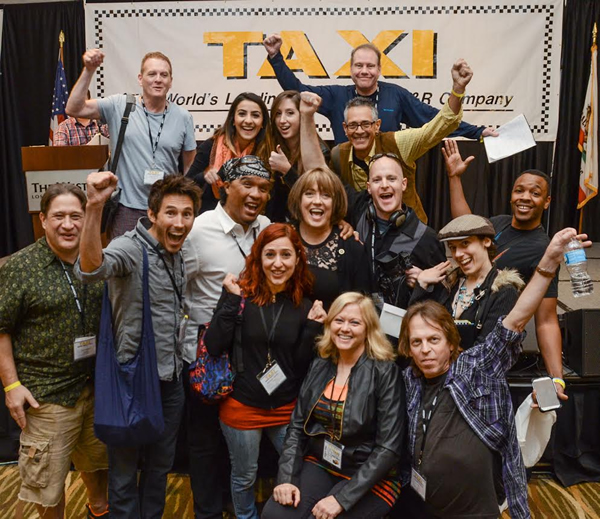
[379,303,406,338]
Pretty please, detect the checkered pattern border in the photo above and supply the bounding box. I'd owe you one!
[193,121,333,136]
[93,3,558,134]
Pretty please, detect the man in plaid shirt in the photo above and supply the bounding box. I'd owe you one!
[397,227,587,519]
[53,116,109,146]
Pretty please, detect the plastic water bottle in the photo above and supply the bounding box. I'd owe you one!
[564,238,594,297]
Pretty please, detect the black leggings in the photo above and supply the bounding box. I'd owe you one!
[261,462,391,519]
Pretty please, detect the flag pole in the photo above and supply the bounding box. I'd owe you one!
[59,30,65,63]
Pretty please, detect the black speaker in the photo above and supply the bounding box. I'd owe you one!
[563,309,600,376]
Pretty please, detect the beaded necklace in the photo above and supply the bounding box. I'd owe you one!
[452,277,481,317]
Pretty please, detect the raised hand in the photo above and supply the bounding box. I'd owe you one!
[269,145,292,174]
[451,58,473,92]
[442,139,474,179]
[543,229,591,267]
[263,34,283,58]
[86,171,118,206]
[83,49,105,72]
[300,92,322,116]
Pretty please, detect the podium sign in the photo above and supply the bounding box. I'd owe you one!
[25,169,93,212]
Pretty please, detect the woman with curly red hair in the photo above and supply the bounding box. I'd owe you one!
[204,223,327,519]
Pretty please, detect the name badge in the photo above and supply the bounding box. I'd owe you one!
[144,169,165,185]
[323,438,344,469]
[410,467,427,501]
[256,360,287,395]
[74,335,96,361]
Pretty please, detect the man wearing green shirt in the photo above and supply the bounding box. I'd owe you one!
[0,184,108,519]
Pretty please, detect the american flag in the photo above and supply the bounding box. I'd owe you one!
[49,51,69,145]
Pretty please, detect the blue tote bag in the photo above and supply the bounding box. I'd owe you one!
[94,246,165,447]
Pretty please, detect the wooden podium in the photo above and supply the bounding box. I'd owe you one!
[22,145,109,239]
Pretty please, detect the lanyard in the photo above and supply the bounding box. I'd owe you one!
[258,302,285,365]
[328,372,351,441]
[141,98,168,165]
[355,86,379,107]
[151,244,184,304]
[230,227,258,259]
[58,259,87,332]
[416,383,445,468]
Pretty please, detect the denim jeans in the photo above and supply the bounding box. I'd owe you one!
[220,420,288,519]
[107,378,185,519]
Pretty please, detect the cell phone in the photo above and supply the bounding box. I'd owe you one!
[532,377,562,412]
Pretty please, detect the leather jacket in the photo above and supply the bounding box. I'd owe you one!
[276,353,405,511]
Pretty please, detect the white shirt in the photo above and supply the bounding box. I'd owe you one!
[182,203,270,362]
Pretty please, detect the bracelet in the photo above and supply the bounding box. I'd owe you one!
[536,265,557,278]
[3,381,21,393]
[451,89,465,98]
[552,377,566,390]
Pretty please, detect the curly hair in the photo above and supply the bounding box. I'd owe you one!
[317,292,395,362]
[238,223,313,307]
[398,300,462,376]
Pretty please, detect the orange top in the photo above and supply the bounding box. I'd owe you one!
[219,397,296,430]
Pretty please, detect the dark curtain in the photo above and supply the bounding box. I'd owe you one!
[415,141,555,232]
[550,0,600,239]
[0,0,86,258]
[0,0,85,461]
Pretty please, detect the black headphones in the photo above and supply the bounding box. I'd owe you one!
[366,201,406,228]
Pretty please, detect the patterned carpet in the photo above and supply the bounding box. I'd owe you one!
[1,465,599,518]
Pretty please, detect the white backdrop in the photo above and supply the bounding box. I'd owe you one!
[85,0,563,141]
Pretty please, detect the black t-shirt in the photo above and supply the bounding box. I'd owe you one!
[490,215,558,298]
[415,373,503,518]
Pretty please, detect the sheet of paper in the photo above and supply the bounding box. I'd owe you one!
[86,133,110,146]
[483,114,536,163]
[379,303,406,338]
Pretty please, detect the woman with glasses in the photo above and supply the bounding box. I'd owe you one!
[287,167,371,310]
[186,92,273,213]
[262,292,404,519]
[266,91,330,222]
[204,223,327,519]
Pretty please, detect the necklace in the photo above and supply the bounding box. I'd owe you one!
[452,278,481,317]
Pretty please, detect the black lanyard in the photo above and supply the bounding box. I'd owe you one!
[141,98,168,165]
[328,372,351,441]
[355,86,379,107]
[416,383,446,468]
[58,259,87,333]
[258,302,285,365]
[231,227,258,259]
[151,244,184,305]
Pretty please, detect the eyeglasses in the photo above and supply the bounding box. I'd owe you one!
[369,153,403,168]
[345,121,376,132]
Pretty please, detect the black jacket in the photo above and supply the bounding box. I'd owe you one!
[276,354,405,511]
[204,290,322,410]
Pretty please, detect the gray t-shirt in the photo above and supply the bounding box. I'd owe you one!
[98,94,196,209]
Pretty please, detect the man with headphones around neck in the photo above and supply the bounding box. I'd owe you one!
[349,153,446,310]
[299,92,445,311]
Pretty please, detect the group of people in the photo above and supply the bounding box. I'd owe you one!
[0,34,583,519]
